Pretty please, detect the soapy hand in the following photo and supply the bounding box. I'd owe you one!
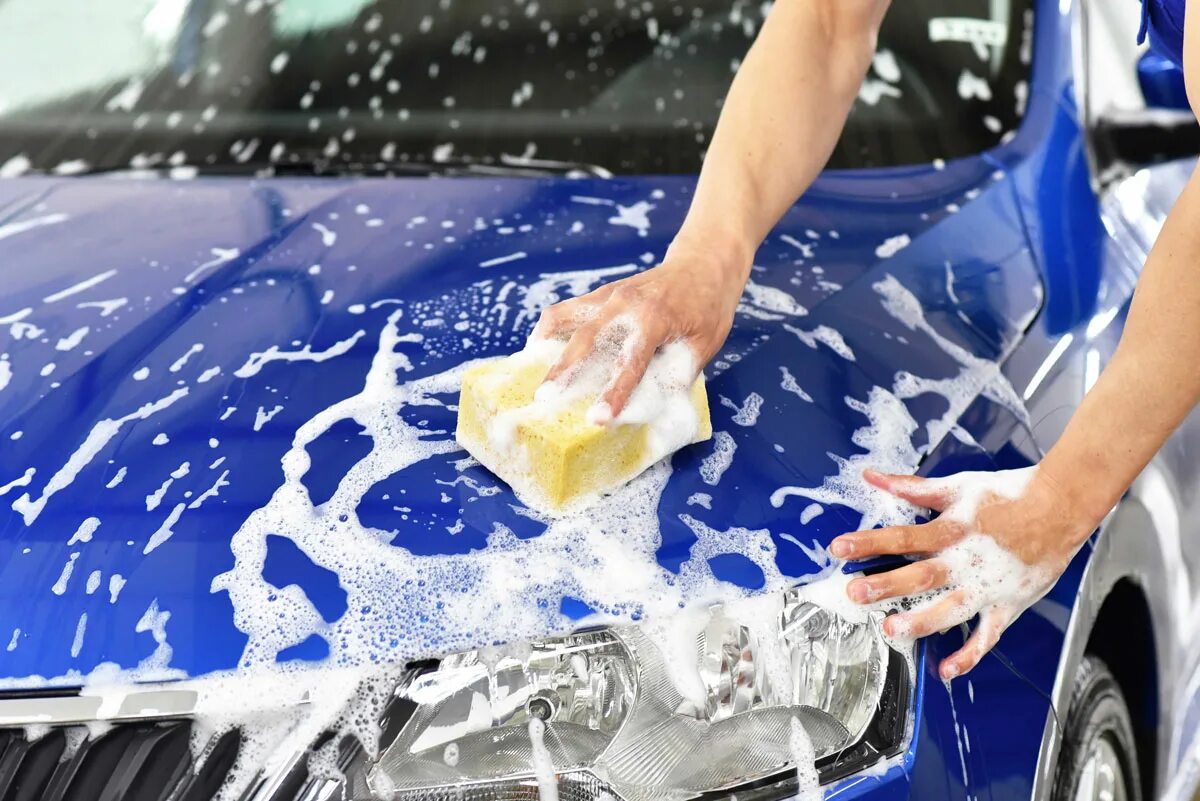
[534,237,750,422]
[830,466,1095,679]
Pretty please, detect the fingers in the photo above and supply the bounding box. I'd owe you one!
[940,606,1013,679]
[543,308,615,385]
[846,558,950,603]
[863,469,958,511]
[533,297,598,341]
[883,588,974,639]
[598,332,659,420]
[830,517,961,560]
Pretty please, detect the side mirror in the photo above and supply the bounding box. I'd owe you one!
[1138,51,1190,111]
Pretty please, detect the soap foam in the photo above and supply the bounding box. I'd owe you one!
[11,389,189,525]
[739,280,809,320]
[699,431,737,486]
[772,274,1031,530]
[210,310,759,679]
[772,386,921,530]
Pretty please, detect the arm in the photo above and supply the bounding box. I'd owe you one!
[829,3,1200,680]
[536,0,891,419]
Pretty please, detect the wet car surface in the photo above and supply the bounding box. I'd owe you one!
[2,0,1200,799]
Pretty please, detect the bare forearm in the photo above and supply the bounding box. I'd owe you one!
[672,0,890,273]
[1041,165,1200,527]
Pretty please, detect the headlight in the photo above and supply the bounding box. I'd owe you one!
[369,576,910,800]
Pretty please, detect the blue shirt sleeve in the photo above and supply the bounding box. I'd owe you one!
[1138,0,1186,67]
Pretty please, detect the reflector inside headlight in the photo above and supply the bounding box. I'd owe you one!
[371,578,900,800]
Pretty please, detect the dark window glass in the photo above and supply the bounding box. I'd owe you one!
[0,0,1034,176]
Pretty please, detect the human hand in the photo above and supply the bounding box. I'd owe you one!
[533,235,751,422]
[829,466,1096,679]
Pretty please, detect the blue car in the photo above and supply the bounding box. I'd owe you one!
[1,0,1199,800]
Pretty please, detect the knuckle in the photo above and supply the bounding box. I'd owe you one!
[610,284,638,304]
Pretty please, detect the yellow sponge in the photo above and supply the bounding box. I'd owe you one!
[456,345,711,512]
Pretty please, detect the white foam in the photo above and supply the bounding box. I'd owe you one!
[44,269,117,304]
[52,553,80,595]
[772,386,921,530]
[56,327,90,352]
[875,235,911,259]
[105,467,127,489]
[86,570,102,595]
[77,298,128,317]
[790,716,822,801]
[146,463,189,511]
[12,389,189,525]
[0,468,35,497]
[800,503,824,525]
[607,201,654,237]
[71,614,87,658]
[108,575,126,604]
[872,49,902,83]
[527,718,559,801]
[784,323,856,361]
[0,154,31,178]
[0,358,10,393]
[312,223,337,247]
[780,366,813,402]
[957,69,992,101]
[67,517,100,546]
[739,280,808,320]
[479,251,526,268]
[170,344,204,372]
[144,503,186,554]
[859,79,902,105]
[875,275,1030,430]
[517,264,636,328]
[720,392,763,426]
[191,470,231,509]
[198,367,222,383]
[254,405,284,431]
[208,309,792,675]
[0,214,69,244]
[185,247,240,283]
[699,431,736,486]
[780,234,815,259]
[235,332,364,378]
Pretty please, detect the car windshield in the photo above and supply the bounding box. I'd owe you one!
[0,0,1033,176]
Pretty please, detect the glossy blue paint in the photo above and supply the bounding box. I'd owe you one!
[0,0,1180,799]
[0,162,1035,677]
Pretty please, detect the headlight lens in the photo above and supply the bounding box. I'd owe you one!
[371,579,903,800]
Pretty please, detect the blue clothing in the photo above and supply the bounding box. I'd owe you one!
[1139,0,1186,67]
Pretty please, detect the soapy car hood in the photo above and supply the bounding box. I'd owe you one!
[0,164,1041,683]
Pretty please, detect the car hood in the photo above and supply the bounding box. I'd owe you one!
[0,165,1040,684]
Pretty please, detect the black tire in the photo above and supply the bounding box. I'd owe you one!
[1051,655,1143,801]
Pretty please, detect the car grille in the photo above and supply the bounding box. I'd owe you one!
[0,720,240,801]
[0,686,415,801]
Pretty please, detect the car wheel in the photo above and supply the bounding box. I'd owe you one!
[1051,655,1142,801]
